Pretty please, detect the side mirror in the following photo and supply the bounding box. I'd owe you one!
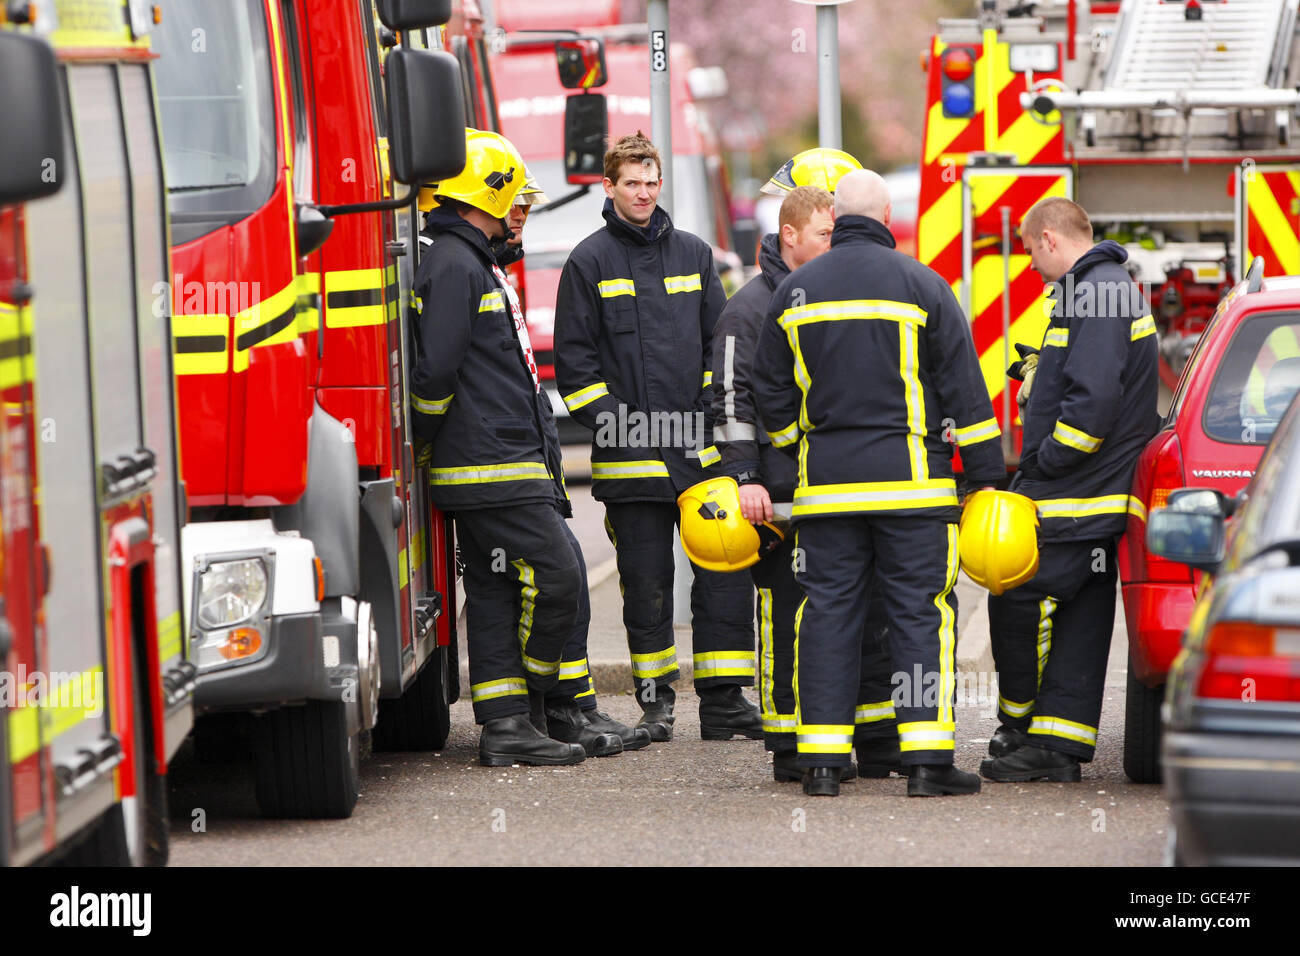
[0,32,64,205]
[1167,487,1229,516]
[296,205,334,258]
[564,93,607,185]
[1147,507,1226,574]
[375,0,451,30]
[556,38,607,89]
[386,48,466,185]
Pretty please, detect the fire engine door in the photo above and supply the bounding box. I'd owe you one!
[960,165,1072,458]
[1237,162,1300,279]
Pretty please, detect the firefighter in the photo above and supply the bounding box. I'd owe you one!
[410,129,618,766]
[981,197,1158,782]
[754,170,1005,797]
[496,170,652,753]
[554,131,760,742]
[710,180,904,783]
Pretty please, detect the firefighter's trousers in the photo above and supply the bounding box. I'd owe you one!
[604,501,756,694]
[988,536,1118,761]
[455,503,582,724]
[750,533,898,754]
[554,521,598,710]
[793,515,960,768]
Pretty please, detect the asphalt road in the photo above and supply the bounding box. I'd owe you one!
[166,627,1167,867]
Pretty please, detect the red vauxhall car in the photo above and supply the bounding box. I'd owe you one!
[1120,264,1300,782]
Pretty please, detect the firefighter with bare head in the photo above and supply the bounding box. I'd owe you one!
[981,196,1159,783]
[554,131,761,742]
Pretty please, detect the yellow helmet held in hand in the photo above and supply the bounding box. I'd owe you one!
[959,490,1040,595]
[760,147,863,196]
[678,478,786,572]
[419,128,525,217]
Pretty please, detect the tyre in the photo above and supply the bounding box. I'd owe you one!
[252,700,359,819]
[1124,667,1164,784]
[371,645,451,751]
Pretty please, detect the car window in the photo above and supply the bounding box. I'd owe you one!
[1202,310,1300,445]
[1225,387,1300,568]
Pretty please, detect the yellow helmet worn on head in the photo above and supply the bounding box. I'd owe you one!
[760,147,863,196]
[678,478,786,573]
[424,128,525,218]
[958,490,1040,596]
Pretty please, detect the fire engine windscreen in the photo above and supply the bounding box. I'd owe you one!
[154,0,276,243]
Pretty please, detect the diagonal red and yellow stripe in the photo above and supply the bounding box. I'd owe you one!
[1244,168,1300,278]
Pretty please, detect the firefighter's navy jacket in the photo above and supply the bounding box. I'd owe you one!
[409,208,568,515]
[554,198,726,502]
[711,232,797,502]
[1013,239,1159,542]
[754,215,1005,521]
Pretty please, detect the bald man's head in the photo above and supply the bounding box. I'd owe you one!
[834,169,891,226]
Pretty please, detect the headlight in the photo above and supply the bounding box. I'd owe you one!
[197,559,268,629]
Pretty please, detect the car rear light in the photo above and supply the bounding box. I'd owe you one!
[1147,433,1191,582]
[1196,622,1300,701]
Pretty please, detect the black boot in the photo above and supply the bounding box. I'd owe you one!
[636,683,676,742]
[855,736,905,778]
[545,698,623,757]
[583,708,652,751]
[980,744,1082,782]
[698,684,763,741]
[478,714,586,767]
[802,767,841,797]
[773,752,856,783]
[527,689,549,736]
[988,725,1028,757]
[907,763,982,796]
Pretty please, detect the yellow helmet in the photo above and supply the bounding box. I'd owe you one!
[760,147,863,196]
[514,169,550,207]
[678,478,786,572]
[420,128,525,218]
[958,490,1040,595]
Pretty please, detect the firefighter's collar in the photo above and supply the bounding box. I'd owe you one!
[603,198,673,245]
[829,215,896,250]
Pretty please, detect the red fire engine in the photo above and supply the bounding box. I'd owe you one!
[2,0,193,865]
[156,0,467,818]
[917,0,1300,463]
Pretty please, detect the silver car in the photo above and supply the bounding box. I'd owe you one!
[1148,390,1300,866]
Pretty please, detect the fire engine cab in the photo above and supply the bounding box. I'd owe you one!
[918,0,1300,460]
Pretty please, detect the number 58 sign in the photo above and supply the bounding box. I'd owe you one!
[651,30,666,71]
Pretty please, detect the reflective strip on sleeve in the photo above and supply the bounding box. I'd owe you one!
[563,381,609,411]
[792,479,958,517]
[796,724,854,754]
[854,701,896,724]
[479,290,506,312]
[430,461,552,485]
[714,420,757,442]
[896,720,956,752]
[664,273,703,295]
[1130,314,1156,342]
[692,650,755,680]
[591,459,671,480]
[697,445,721,468]
[701,370,713,387]
[953,417,1000,447]
[598,278,636,298]
[767,421,801,448]
[1042,327,1069,348]
[777,299,928,331]
[1028,715,1097,747]
[1127,497,1148,523]
[1035,495,1130,519]
[470,677,529,703]
[631,645,679,680]
[998,696,1034,719]
[412,392,454,416]
[1052,420,1103,454]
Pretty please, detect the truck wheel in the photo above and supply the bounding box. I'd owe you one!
[252,700,359,819]
[1123,668,1164,784]
[372,645,451,751]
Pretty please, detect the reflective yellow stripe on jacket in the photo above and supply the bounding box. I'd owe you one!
[430,461,551,485]
[591,460,670,480]
[793,479,958,517]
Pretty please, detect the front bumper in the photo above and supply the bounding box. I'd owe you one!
[194,612,331,711]
[1164,729,1300,865]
